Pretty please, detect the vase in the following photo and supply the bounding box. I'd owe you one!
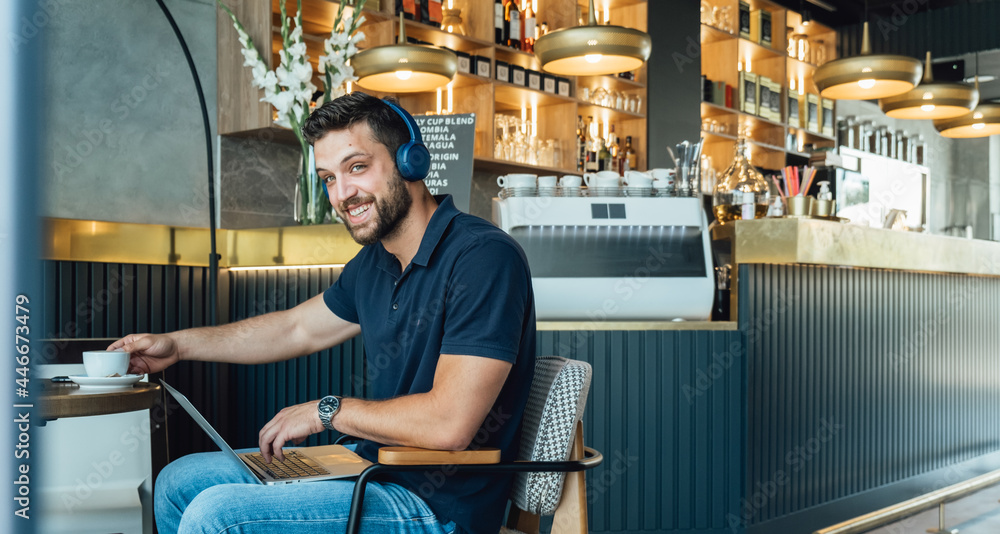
[712,136,769,224]
[294,145,331,225]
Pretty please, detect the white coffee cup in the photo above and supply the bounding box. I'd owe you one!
[584,171,620,188]
[537,175,557,188]
[623,170,652,188]
[83,350,130,377]
[497,173,537,188]
[652,178,673,191]
[648,168,674,180]
[559,175,583,187]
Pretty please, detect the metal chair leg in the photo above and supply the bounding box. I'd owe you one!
[926,502,959,534]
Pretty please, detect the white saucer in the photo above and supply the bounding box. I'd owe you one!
[69,374,143,389]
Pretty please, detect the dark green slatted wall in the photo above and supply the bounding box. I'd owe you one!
[227,267,366,449]
[741,263,1000,531]
[47,260,749,532]
[537,329,744,534]
[41,260,222,460]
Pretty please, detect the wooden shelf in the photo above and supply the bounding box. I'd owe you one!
[701,23,736,44]
[404,20,497,53]
[576,102,645,122]
[701,130,737,142]
[700,102,785,130]
[280,2,390,37]
[474,157,577,177]
[700,1,837,171]
[738,37,785,62]
[220,0,649,177]
[494,81,577,110]
[784,10,836,38]
[494,46,542,71]
[789,126,836,153]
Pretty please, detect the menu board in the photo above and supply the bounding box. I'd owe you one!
[413,113,476,213]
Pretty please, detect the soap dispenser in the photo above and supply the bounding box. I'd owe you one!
[817,181,832,201]
[815,181,835,217]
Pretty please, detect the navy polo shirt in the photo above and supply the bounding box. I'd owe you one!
[323,195,536,534]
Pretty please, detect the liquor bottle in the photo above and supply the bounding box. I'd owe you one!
[584,116,599,172]
[597,133,611,172]
[427,0,442,27]
[397,0,416,20]
[607,125,620,174]
[505,0,521,50]
[576,115,586,172]
[494,0,505,44]
[623,135,638,172]
[522,1,536,53]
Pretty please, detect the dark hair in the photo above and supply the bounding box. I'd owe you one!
[301,91,409,159]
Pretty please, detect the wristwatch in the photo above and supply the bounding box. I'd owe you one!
[317,395,341,431]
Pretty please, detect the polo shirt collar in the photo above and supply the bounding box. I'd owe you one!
[411,195,460,267]
[375,194,460,275]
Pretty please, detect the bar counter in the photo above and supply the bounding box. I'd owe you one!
[717,218,1000,534]
[717,217,1000,276]
[41,217,1000,533]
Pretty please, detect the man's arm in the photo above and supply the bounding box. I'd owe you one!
[257,353,512,461]
[108,294,360,374]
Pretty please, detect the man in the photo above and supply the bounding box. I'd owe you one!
[109,92,536,534]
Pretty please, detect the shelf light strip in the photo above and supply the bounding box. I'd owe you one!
[228,264,347,272]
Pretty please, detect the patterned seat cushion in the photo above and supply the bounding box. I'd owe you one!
[510,356,592,515]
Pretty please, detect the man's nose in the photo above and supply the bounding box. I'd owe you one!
[330,176,358,203]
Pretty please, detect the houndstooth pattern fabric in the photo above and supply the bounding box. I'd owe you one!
[510,356,592,515]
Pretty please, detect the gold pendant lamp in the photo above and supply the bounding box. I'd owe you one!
[879,51,979,119]
[351,13,457,93]
[934,75,1000,138]
[933,55,1000,138]
[533,0,651,76]
[934,102,1000,138]
[812,22,923,100]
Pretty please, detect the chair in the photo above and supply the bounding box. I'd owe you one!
[343,356,603,534]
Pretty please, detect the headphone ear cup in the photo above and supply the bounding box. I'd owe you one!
[396,141,431,182]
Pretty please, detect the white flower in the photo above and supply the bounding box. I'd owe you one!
[290,61,312,84]
[251,62,268,82]
[259,71,278,93]
[264,90,295,116]
[288,42,307,60]
[241,48,259,68]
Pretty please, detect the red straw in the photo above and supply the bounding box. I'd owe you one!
[771,175,787,203]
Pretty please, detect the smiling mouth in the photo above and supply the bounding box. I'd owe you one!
[348,204,370,217]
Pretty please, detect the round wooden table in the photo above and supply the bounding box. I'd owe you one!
[40,381,161,420]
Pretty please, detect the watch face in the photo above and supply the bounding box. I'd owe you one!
[319,396,339,415]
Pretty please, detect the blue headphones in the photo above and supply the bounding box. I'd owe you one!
[382,99,430,182]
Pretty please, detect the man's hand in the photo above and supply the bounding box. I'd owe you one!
[107,334,180,375]
[258,400,326,463]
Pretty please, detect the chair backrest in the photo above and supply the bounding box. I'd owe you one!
[510,356,593,516]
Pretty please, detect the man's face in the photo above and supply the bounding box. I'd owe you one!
[314,123,413,246]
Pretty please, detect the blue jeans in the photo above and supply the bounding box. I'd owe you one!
[155,447,457,534]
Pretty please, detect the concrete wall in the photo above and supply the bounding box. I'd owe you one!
[43,0,217,228]
[836,99,991,239]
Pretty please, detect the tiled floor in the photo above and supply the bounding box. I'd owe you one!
[864,484,1000,534]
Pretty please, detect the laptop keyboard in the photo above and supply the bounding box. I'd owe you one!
[244,450,330,480]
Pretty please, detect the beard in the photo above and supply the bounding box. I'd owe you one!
[339,173,413,246]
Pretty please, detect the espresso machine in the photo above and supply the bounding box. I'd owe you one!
[492,193,714,321]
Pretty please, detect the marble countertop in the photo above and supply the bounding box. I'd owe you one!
[713,218,1000,277]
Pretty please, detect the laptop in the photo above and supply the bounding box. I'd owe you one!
[160,379,371,485]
